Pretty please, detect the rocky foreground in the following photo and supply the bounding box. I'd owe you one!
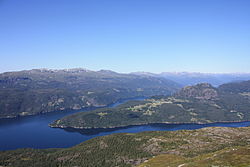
[1,126,250,167]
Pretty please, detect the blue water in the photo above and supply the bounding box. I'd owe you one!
[1,98,250,151]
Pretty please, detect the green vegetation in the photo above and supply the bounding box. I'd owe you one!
[0,69,180,118]
[51,82,250,129]
[1,127,250,167]
[138,145,250,167]
[219,80,250,93]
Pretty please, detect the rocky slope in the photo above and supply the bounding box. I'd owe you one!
[1,127,250,167]
[175,83,218,100]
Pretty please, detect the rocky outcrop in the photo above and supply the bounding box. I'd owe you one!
[175,83,218,100]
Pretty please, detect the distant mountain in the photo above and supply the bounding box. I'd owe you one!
[159,72,250,87]
[219,80,250,93]
[132,72,250,87]
[51,81,250,129]
[0,68,180,118]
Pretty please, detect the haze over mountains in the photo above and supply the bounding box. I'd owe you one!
[133,71,250,87]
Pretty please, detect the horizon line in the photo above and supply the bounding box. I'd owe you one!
[1,67,250,75]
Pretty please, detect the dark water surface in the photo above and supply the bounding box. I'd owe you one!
[1,98,250,151]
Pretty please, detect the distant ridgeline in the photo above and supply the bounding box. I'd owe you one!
[158,72,250,87]
[51,81,250,129]
[132,72,250,87]
[0,69,180,118]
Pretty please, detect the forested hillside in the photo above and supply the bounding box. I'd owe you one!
[51,81,250,129]
[1,127,250,167]
[0,69,180,118]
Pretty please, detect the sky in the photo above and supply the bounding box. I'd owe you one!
[0,0,250,73]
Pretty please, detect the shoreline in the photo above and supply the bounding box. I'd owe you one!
[0,96,147,121]
[50,120,250,132]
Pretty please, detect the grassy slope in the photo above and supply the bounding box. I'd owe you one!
[1,127,250,167]
[138,145,250,167]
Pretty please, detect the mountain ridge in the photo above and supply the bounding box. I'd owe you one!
[0,69,180,118]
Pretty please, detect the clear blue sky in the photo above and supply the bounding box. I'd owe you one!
[0,0,250,73]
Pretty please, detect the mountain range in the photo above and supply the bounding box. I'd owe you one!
[0,69,179,118]
[133,71,250,87]
[1,68,250,119]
